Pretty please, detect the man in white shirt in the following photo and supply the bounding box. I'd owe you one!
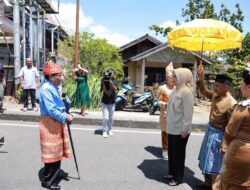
[19,58,40,112]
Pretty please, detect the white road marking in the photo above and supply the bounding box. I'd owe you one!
[0,123,204,136]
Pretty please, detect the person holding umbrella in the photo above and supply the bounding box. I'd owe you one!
[219,67,250,190]
[39,61,73,189]
[196,64,237,190]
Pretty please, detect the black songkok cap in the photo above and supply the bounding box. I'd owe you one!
[215,74,232,85]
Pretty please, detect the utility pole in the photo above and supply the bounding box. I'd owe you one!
[42,10,46,65]
[74,0,80,67]
[22,0,26,66]
[13,0,20,97]
[29,0,33,59]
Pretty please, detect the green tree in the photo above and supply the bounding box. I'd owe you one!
[181,0,217,21]
[79,32,124,80]
[58,32,124,109]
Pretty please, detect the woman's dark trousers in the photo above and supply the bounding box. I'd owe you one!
[168,134,190,183]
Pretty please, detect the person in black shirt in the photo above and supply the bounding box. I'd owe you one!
[100,69,118,138]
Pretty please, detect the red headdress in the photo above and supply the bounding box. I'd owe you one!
[43,61,62,75]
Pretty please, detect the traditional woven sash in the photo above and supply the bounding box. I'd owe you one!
[40,116,71,163]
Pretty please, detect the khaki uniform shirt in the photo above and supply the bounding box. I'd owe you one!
[196,79,237,129]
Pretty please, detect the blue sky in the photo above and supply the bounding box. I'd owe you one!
[55,0,250,47]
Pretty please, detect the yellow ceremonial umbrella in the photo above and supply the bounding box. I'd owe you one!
[167,19,243,52]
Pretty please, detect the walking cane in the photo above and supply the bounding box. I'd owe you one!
[66,123,80,179]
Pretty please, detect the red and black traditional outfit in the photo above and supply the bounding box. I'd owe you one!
[39,62,71,189]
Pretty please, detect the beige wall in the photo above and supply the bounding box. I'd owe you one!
[127,60,183,89]
[127,61,136,86]
[145,61,182,68]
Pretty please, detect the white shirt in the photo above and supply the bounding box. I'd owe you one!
[19,66,39,89]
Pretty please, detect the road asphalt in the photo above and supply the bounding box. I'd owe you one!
[0,101,210,131]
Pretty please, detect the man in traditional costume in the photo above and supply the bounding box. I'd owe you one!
[196,64,237,190]
[39,61,73,189]
[157,62,175,159]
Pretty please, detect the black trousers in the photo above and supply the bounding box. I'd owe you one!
[23,89,36,108]
[41,161,61,188]
[168,134,189,182]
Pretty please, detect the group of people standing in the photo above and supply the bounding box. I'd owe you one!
[17,58,91,115]
[1,56,249,189]
[157,62,250,189]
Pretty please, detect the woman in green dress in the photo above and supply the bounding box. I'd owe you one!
[73,64,90,115]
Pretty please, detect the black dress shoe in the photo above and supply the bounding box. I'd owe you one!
[196,183,212,190]
[56,170,68,180]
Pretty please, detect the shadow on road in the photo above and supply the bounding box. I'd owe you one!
[144,146,162,158]
[94,129,103,135]
[138,146,204,189]
[137,159,168,184]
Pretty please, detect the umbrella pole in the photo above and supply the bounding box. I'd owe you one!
[200,38,204,66]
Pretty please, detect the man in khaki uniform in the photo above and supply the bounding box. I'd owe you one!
[196,65,237,190]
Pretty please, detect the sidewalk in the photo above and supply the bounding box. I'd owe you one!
[0,100,209,131]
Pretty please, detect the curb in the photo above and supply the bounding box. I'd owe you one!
[0,113,207,131]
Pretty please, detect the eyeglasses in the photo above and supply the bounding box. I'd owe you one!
[51,73,62,77]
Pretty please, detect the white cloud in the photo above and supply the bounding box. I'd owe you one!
[89,25,131,47]
[53,1,132,47]
[53,1,94,34]
[160,20,176,29]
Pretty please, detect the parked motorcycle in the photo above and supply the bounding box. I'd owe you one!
[115,81,153,112]
[149,96,159,115]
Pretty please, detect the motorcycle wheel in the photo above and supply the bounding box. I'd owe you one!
[115,103,124,111]
[149,109,154,115]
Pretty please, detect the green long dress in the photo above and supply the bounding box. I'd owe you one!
[75,75,90,106]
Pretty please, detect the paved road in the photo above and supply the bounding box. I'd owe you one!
[0,120,205,190]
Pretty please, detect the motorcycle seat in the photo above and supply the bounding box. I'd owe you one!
[132,94,142,98]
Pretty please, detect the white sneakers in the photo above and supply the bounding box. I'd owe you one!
[23,107,38,112]
[108,131,114,136]
[102,132,108,138]
[32,107,38,112]
[102,130,114,138]
[162,150,168,160]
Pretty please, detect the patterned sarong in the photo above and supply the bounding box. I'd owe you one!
[198,122,224,175]
[40,116,71,163]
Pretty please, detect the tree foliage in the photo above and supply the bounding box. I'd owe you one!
[78,32,124,80]
[58,32,124,108]
[58,32,124,80]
